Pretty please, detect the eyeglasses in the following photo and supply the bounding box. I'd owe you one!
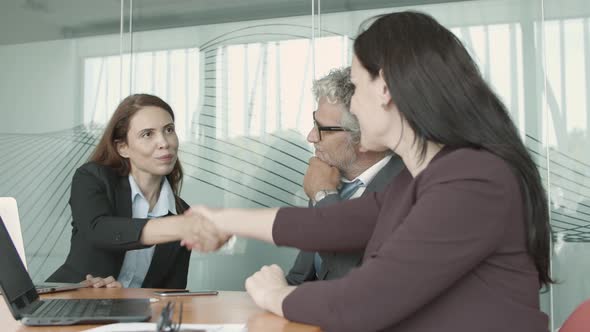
[312,111,350,140]
[157,301,183,332]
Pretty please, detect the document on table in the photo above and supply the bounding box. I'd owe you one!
[83,323,246,332]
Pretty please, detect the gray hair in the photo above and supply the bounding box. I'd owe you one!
[312,67,361,144]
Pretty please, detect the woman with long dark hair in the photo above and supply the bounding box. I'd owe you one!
[48,94,210,289]
[184,12,552,332]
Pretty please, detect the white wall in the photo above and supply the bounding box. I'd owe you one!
[0,40,80,133]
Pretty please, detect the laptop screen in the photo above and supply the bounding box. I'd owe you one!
[0,216,38,309]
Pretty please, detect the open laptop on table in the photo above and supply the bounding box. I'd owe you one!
[34,281,88,295]
[0,216,151,326]
[0,197,87,294]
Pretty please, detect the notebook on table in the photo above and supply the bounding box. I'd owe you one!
[0,215,151,326]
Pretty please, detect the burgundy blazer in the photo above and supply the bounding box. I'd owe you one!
[274,147,548,332]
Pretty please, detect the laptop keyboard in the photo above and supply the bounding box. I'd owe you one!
[35,299,112,318]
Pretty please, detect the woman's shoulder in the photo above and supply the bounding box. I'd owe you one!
[75,161,120,180]
[436,147,510,168]
[420,147,518,189]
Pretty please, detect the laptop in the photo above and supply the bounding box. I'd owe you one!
[0,197,87,294]
[34,281,89,295]
[0,216,152,326]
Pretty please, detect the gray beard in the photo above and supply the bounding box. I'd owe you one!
[334,153,358,179]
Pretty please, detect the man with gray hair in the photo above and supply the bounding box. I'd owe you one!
[285,67,404,285]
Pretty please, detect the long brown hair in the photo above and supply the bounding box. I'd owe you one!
[89,94,184,211]
[354,11,552,286]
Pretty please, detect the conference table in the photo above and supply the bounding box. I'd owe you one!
[0,288,321,331]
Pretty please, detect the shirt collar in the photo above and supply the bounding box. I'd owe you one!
[342,154,393,186]
[129,175,177,216]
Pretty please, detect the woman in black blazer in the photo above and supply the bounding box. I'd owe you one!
[48,94,209,289]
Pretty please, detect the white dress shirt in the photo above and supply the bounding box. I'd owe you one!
[117,175,177,288]
[343,154,393,199]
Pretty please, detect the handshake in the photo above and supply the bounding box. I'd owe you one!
[177,206,232,252]
[143,205,289,316]
[143,205,276,253]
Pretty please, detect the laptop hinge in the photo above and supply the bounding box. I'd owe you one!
[20,298,44,315]
[0,281,40,319]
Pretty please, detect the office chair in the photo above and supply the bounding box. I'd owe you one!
[559,299,590,332]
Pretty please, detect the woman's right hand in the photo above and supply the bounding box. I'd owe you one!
[84,274,122,288]
[180,206,231,252]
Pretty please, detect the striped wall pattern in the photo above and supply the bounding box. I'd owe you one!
[525,135,590,243]
[0,126,311,283]
[4,126,590,283]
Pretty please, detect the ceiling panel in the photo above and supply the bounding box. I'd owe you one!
[0,0,482,45]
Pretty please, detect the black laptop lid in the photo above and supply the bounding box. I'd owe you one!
[0,216,39,318]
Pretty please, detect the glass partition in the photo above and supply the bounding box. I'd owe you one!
[542,0,590,328]
[2,0,590,327]
[0,0,125,282]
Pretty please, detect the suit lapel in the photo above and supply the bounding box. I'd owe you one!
[364,155,404,193]
[116,175,133,218]
[108,176,133,274]
[142,211,179,287]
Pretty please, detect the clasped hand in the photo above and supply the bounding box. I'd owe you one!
[303,157,341,199]
[245,264,295,317]
[180,206,231,252]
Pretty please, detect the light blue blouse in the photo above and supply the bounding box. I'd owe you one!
[117,175,176,288]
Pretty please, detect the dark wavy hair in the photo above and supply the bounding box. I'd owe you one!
[354,11,552,286]
[89,93,184,212]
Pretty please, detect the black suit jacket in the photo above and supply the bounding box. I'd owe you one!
[285,155,404,285]
[47,162,191,289]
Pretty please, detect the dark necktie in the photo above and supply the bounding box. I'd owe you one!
[339,179,364,200]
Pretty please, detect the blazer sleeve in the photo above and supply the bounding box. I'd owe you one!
[70,165,149,251]
[314,193,343,207]
[274,191,384,252]
[281,169,516,331]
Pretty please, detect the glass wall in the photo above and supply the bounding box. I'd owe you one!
[542,0,590,329]
[125,0,317,291]
[0,0,126,282]
[1,0,590,328]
